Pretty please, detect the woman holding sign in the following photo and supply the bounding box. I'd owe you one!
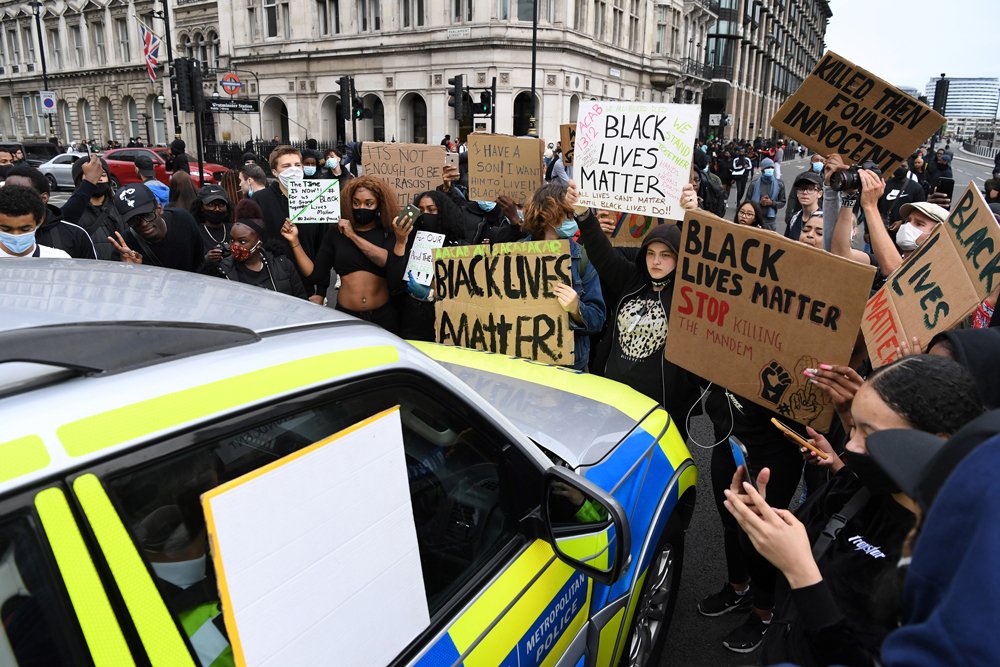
[569,181,700,436]
[520,182,606,371]
[282,176,399,333]
[387,190,467,341]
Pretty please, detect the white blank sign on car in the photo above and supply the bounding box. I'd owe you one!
[202,406,429,666]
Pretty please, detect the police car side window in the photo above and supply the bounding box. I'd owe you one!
[100,378,525,663]
[0,513,86,666]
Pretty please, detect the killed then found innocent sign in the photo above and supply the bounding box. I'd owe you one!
[362,142,445,208]
[434,240,574,365]
[770,51,945,176]
[665,209,875,431]
[467,134,544,206]
[574,100,700,221]
[862,183,1000,367]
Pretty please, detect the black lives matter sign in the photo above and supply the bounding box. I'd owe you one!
[434,241,574,365]
[771,51,944,175]
[665,210,875,431]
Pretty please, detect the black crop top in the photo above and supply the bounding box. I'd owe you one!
[311,225,392,282]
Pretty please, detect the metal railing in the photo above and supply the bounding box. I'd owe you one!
[683,58,713,80]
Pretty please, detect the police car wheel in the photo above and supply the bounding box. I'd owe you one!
[622,530,683,667]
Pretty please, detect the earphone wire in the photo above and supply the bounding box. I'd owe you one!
[684,381,735,450]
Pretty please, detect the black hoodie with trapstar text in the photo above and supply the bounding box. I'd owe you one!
[578,211,700,437]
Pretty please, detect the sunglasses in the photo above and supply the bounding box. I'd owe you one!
[128,211,157,227]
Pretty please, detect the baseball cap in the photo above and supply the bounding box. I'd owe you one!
[794,171,823,189]
[112,183,157,224]
[135,155,156,179]
[867,410,1000,512]
[899,201,949,224]
[197,184,229,205]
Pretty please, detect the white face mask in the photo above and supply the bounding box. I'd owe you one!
[277,166,304,190]
[151,554,207,589]
[895,221,924,251]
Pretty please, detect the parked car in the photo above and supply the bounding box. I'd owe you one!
[0,261,696,667]
[102,147,228,188]
[37,152,90,190]
[0,141,66,168]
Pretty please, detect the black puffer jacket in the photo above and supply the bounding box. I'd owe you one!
[213,250,307,299]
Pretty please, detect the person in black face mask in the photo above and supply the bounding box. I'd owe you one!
[386,190,468,341]
[723,355,984,667]
[281,176,399,332]
[191,184,234,266]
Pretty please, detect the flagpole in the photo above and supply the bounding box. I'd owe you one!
[153,0,181,139]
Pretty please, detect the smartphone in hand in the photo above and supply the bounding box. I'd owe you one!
[729,437,756,487]
[444,152,459,169]
[771,417,829,460]
[934,177,955,200]
[400,203,421,226]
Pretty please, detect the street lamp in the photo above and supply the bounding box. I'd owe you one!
[28,0,56,140]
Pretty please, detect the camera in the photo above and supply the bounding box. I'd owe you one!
[830,160,882,193]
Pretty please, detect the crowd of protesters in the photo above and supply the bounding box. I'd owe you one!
[1,128,999,666]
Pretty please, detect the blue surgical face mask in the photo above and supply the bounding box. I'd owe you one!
[0,230,35,255]
[325,157,339,170]
[552,219,579,239]
[812,162,824,173]
[763,168,775,177]
[477,201,496,212]
[303,166,317,177]
[701,144,708,152]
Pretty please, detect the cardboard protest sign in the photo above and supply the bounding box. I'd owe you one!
[203,407,430,666]
[862,183,1000,367]
[608,212,669,248]
[771,51,945,176]
[404,231,445,286]
[574,100,700,221]
[560,123,576,166]
[467,134,544,205]
[665,210,875,430]
[434,240,573,365]
[288,179,340,223]
[362,142,445,208]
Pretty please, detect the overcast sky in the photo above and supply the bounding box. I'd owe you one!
[824,0,992,91]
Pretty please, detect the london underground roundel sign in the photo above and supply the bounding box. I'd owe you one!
[220,73,243,96]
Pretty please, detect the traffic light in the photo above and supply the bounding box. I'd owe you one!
[189,59,204,112]
[475,91,491,116]
[352,96,366,120]
[174,58,193,112]
[447,74,464,120]
[337,76,352,121]
[932,76,950,115]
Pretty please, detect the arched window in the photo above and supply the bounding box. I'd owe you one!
[58,100,73,143]
[149,96,166,145]
[125,97,140,139]
[207,31,220,69]
[100,97,118,144]
[79,99,95,140]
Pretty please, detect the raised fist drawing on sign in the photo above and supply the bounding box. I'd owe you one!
[759,361,792,406]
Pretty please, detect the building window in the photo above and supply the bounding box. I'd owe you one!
[248,7,258,40]
[70,25,83,67]
[628,0,639,50]
[48,28,63,69]
[150,96,166,145]
[401,0,424,27]
[612,0,623,45]
[516,0,534,21]
[101,98,118,143]
[114,18,130,62]
[80,99,94,140]
[22,96,37,135]
[91,20,106,65]
[59,99,72,142]
[654,6,666,54]
[281,1,291,38]
[574,0,587,30]
[593,1,606,41]
[208,31,220,68]
[264,0,278,38]
[499,0,509,20]
[125,96,140,138]
[358,0,381,32]
[22,25,35,68]
[7,28,20,71]
[453,0,471,21]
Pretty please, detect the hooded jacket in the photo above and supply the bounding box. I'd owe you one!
[37,204,97,259]
[881,434,1000,666]
[937,329,1000,409]
[578,211,699,437]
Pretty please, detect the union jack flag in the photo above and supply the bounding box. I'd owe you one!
[138,20,161,84]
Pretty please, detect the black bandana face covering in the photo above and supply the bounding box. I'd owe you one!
[843,450,901,495]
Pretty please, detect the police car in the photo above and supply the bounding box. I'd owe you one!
[0,261,696,667]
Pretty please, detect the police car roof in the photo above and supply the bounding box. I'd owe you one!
[0,260,348,334]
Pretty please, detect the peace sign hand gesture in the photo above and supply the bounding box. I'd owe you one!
[109,231,142,264]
